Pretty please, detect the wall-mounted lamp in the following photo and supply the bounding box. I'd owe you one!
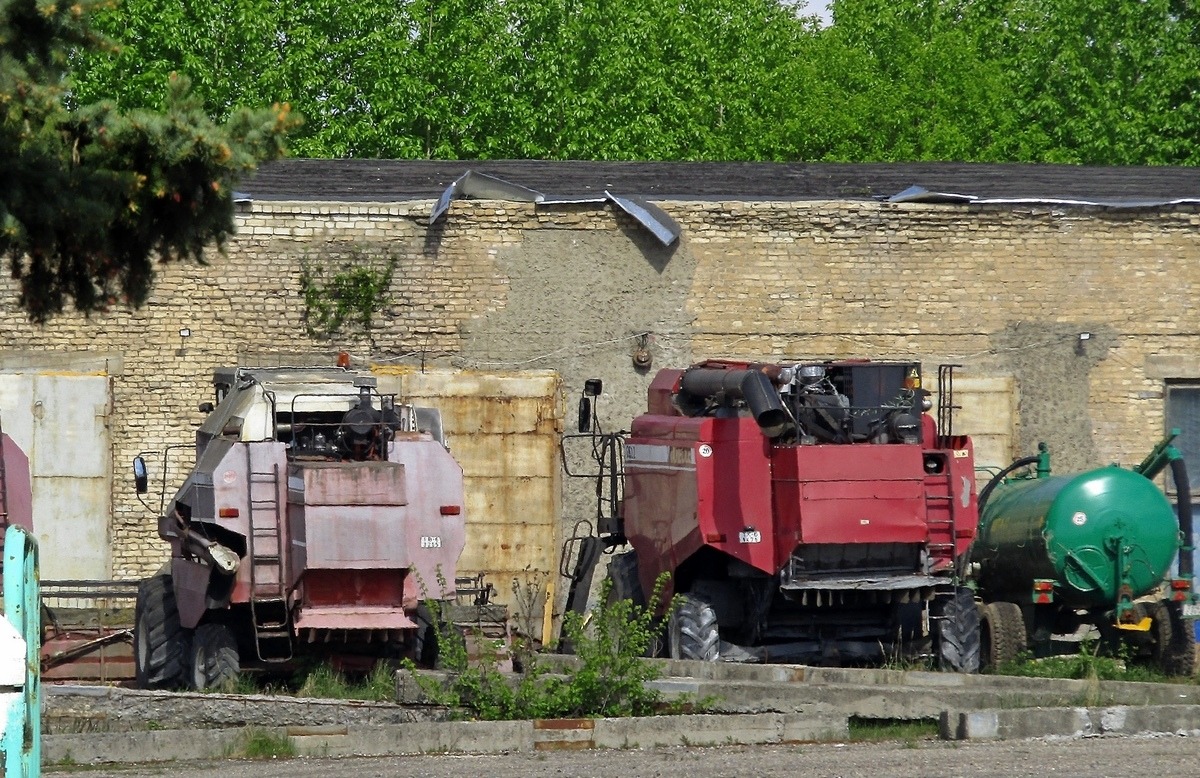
[632,333,653,372]
[176,327,192,357]
[1075,331,1091,355]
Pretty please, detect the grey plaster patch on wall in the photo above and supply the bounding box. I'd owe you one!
[457,227,697,537]
[989,322,1112,473]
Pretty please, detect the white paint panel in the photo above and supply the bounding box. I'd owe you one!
[0,372,111,579]
[0,375,35,449]
[35,476,110,578]
[32,375,109,477]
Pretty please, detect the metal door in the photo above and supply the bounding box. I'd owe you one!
[0,372,111,579]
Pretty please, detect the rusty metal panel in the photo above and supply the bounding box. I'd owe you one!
[451,434,558,479]
[373,368,562,616]
[932,376,1017,470]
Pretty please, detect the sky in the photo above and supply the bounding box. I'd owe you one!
[795,0,833,26]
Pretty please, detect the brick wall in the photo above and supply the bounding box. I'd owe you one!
[2,197,1197,576]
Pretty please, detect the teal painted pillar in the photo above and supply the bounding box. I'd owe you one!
[2,525,40,778]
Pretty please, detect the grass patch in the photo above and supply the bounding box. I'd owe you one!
[848,717,940,743]
[996,643,1196,685]
[293,661,396,702]
[235,727,297,760]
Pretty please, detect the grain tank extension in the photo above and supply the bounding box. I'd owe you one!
[563,360,983,670]
[133,366,476,690]
[972,435,1196,675]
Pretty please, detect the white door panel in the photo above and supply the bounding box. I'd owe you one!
[35,477,110,578]
[0,372,111,579]
[0,376,35,450]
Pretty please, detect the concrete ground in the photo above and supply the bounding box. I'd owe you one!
[43,736,1200,778]
[39,659,1200,769]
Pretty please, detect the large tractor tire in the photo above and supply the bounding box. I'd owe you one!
[1146,601,1198,677]
[934,587,981,673]
[414,600,454,669]
[188,622,240,691]
[606,551,647,608]
[134,574,189,689]
[668,593,720,662]
[979,601,1026,672]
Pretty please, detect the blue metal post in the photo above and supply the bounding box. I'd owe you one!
[3,525,40,778]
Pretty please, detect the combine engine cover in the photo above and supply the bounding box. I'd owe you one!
[622,359,978,666]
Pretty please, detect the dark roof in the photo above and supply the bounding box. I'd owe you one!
[239,159,1200,204]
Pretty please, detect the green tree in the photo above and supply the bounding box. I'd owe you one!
[1,0,296,322]
[72,0,819,160]
[823,0,1200,164]
[65,0,1200,165]
[977,0,1200,164]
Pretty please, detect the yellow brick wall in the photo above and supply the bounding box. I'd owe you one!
[1,197,1197,576]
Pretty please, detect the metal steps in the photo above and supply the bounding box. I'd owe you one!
[245,449,292,662]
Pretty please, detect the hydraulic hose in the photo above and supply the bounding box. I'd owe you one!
[977,454,1042,513]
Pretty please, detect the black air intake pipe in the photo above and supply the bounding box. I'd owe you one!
[1172,457,1194,580]
[679,368,792,438]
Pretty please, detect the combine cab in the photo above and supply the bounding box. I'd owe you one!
[563,360,981,670]
[133,366,489,690]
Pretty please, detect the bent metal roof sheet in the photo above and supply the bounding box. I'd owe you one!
[240,159,1200,205]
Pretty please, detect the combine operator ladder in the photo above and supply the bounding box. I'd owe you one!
[928,365,966,573]
[245,445,292,662]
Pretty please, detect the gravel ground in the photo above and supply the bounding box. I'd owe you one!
[46,734,1200,778]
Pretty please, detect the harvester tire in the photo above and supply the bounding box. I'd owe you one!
[1147,601,1198,677]
[188,622,240,691]
[606,552,647,608]
[934,587,981,673]
[415,602,465,667]
[134,574,189,689]
[668,593,720,662]
[979,601,1026,672]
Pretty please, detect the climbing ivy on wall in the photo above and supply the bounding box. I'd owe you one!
[299,247,399,340]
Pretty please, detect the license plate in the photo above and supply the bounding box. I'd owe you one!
[1183,602,1200,618]
[738,530,762,544]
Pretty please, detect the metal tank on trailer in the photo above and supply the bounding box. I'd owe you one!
[971,434,1196,675]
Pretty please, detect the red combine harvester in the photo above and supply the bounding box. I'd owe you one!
[133,366,499,690]
[562,359,982,670]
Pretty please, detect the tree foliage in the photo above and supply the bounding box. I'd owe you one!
[1,0,297,322]
[68,0,1200,166]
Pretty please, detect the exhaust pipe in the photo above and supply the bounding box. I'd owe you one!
[679,368,792,438]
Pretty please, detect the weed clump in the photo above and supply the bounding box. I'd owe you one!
[406,574,673,720]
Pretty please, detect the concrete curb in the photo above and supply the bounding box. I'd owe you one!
[941,705,1200,741]
[44,712,851,765]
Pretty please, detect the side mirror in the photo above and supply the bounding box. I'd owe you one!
[583,378,603,397]
[198,402,215,413]
[577,397,592,433]
[133,456,148,494]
